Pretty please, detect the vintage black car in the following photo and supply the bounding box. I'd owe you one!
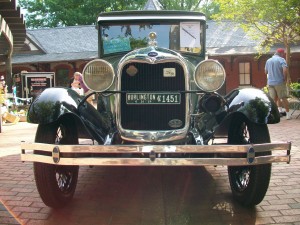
[21,10,291,208]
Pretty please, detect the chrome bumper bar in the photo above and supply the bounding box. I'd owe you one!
[21,142,291,166]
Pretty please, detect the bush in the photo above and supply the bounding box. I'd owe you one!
[262,86,268,93]
[290,82,300,98]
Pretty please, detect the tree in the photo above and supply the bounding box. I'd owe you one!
[18,0,148,28]
[19,0,221,28]
[213,0,300,81]
[199,0,220,19]
[157,0,220,18]
[159,0,202,10]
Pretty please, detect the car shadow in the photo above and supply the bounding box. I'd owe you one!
[45,166,257,225]
[0,154,257,225]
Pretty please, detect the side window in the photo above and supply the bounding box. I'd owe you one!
[56,68,70,87]
[239,62,251,85]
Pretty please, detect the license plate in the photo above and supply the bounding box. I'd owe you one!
[126,93,181,105]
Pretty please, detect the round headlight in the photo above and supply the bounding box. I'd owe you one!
[82,59,115,92]
[194,59,226,92]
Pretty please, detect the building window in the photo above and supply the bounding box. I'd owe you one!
[56,68,70,87]
[239,62,251,85]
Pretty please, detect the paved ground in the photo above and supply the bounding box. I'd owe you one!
[0,112,300,225]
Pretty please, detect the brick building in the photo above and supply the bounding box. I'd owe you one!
[206,21,300,93]
[1,21,300,94]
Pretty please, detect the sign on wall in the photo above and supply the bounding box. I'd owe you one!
[21,72,55,99]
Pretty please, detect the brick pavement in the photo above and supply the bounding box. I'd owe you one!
[0,112,299,225]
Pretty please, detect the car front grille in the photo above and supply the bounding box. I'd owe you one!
[120,62,186,130]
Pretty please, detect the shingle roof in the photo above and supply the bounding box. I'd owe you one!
[13,21,296,64]
[13,25,98,64]
[29,25,98,54]
[13,51,97,64]
[206,21,259,55]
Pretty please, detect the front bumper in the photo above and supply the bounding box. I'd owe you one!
[21,142,291,166]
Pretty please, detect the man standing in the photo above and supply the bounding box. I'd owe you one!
[265,48,291,120]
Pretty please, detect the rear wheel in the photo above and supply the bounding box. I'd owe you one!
[34,119,79,208]
[227,115,271,206]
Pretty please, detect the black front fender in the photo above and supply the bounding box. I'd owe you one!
[27,87,81,124]
[225,88,280,124]
[27,87,112,143]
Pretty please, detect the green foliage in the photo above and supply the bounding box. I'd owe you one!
[214,0,300,42]
[213,0,300,85]
[19,0,221,28]
[159,0,202,10]
[159,0,220,17]
[213,0,300,65]
[200,1,220,19]
[262,86,269,94]
[18,0,148,28]
[290,82,300,98]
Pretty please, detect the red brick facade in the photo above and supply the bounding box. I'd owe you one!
[210,53,300,93]
[2,53,299,94]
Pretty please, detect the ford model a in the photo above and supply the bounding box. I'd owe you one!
[21,11,290,208]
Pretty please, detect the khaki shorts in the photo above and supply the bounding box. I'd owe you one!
[268,83,288,99]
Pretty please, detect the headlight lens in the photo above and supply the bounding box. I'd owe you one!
[194,59,226,92]
[82,59,115,92]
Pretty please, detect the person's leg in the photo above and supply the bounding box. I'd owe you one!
[276,83,290,119]
[268,86,283,115]
[281,98,289,111]
[268,85,277,102]
[279,97,291,119]
[276,98,287,116]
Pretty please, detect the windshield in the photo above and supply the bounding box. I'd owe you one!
[99,21,204,56]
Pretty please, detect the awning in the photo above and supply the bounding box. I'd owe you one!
[0,0,26,61]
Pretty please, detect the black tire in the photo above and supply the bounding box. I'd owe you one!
[227,115,271,207]
[34,118,79,208]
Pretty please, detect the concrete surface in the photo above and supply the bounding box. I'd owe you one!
[0,112,299,225]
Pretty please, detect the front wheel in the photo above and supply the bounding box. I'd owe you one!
[34,119,79,208]
[227,115,271,206]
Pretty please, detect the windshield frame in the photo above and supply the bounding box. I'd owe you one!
[97,11,206,58]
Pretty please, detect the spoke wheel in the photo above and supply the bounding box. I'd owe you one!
[56,167,74,193]
[34,118,79,208]
[227,115,271,207]
[232,168,250,192]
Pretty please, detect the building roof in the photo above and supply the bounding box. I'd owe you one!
[28,25,98,54]
[206,21,259,56]
[13,51,98,64]
[13,20,296,64]
[13,25,98,64]
[206,21,300,56]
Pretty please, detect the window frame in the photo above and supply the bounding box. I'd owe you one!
[238,62,251,86]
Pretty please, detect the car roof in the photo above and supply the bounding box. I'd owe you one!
[98,10,206,22]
